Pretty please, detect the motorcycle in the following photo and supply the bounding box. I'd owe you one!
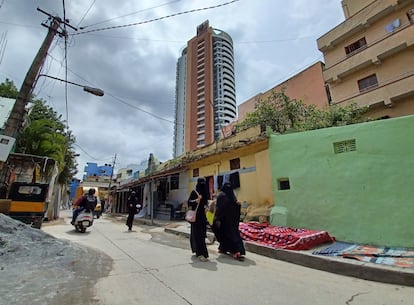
[73,208,94,233]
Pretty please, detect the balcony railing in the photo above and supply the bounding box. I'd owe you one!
[317,0,401,51]
[333,70,414,107]
[324,23,414,82]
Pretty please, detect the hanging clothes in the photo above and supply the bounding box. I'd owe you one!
[230,171,240,189]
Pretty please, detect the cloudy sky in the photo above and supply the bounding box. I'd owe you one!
[0,0,345,179]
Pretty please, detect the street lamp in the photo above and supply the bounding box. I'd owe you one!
[2,74,104,139]
[38,74,104,96]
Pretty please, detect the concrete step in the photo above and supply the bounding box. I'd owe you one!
[156,206,172,220]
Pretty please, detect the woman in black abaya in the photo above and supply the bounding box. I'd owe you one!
[187,177,209,262]
[213,182,246,260]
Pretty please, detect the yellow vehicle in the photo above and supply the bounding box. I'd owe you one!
[73,185,102,218]
[0,182,49,229]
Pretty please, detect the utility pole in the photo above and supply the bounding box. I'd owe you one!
[3,8,76,138]
[107,154,117,213]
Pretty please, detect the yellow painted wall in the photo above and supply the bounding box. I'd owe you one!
[186,143,273,219]
[255,150,273,206]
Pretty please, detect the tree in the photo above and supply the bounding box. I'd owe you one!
[0,77,79,185]
[59,131,78,184]
[236,89,310,133]
[0,78,19,98]
[15,99,78,184]
[235,88,369,134]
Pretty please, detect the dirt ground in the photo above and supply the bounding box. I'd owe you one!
[0,214,112,305]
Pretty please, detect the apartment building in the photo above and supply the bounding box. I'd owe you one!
[237,61,331,123]
[317,0,414,118]
[173,20,236,157]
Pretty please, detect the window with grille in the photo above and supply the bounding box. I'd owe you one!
[358,74,378,93]
[334,139,357,154]
[345,37,367,56]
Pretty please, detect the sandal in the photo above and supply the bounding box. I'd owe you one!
[232,252,244,261]
[198,255,209,262]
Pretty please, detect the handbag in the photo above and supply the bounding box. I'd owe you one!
[185,209,197,223]
[186,190,200,223]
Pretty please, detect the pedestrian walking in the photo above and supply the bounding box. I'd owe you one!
[212,182,246,260]
[126,191,140,231]
[187,177,209,262]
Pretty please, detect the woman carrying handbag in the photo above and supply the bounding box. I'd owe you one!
[187,177,209,262]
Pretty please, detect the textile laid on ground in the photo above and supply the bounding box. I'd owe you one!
[342,245,414,268]
[312,241,356,256]
[239,222,336,251]
[313,242,414,268]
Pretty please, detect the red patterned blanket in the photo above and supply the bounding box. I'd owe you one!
[239,222,336,251]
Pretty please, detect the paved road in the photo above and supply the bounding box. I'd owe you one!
[43,211,414,305]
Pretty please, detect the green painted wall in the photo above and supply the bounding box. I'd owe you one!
[269,115,414,248]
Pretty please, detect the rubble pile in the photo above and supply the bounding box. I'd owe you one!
[0,214,112,305]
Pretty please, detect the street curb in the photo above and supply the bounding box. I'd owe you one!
[164,227,191,239]
[113,215,414,287]
[165,225,414,287]
[244,241,414,287]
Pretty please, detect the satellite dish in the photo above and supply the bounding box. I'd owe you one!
[392,18,400,28]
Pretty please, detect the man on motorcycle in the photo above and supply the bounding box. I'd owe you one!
[71,188,98,225]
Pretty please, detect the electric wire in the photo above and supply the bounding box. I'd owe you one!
[73,143,103,161]
[237,55,325,103]
[79,0,181,29]
[105,91,176,124]
[5,1,344,173]
[42,55,178,125]
[76,0,96,28]
[72,0,240,35]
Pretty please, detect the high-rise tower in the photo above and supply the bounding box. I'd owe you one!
[173,20,236,157]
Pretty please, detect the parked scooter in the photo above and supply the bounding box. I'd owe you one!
[73,208,94,233]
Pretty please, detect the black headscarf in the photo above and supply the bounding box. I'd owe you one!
[221,182,237,204]
[196,177,208,200]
